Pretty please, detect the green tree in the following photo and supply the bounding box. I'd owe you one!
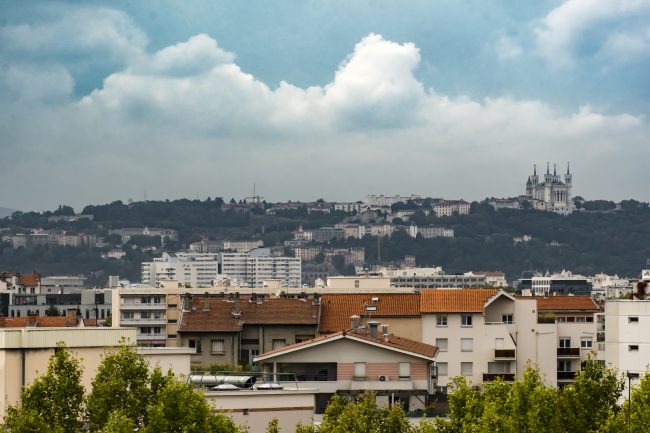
[86,343,163,431]
[3,343,85,433]
[101,411,135,433]
[603,372,650,433]
[560,358,623,433]
[45,305,62,317]
[142,380,242,433]
[266,417,280,433]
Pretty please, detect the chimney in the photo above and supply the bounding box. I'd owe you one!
[368,321,380,339]
[203,292,210,311]
[382,324,389,336]
[350,315,361,330]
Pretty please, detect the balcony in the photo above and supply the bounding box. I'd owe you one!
[494,349,516,359]
[136,333,167,341]
[120,318,167,326]
[557,371,576,381]
[121,303,166,310]
[557,347,580,357]
[483,373,515,382]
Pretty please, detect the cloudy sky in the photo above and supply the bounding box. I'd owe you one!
[1,0,649,211]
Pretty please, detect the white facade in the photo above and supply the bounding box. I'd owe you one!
[525,163,574,215]
[363,194,422,207]
[220,252,301,288]
[408,225,454,238]
[604,300,650,396]
[141,252,219,287]
[432,200,471,217]
[421,291,598,389]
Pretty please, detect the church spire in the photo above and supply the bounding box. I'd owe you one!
[546,162,550,175]
[554,164,557,176]
[534,164,537,176]
[566,161,570,175]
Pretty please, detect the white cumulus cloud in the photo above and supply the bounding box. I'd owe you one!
[534,0,650,67]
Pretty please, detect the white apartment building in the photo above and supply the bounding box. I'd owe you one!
[421,289,598,389]
[113,287,170,347]
[220,250,301,288]
[604,297,650,396]
[363,194,422,207]
[408,225,454,239]
[141,252,219,287]
[432,200,471,217]
[333,202,362,213]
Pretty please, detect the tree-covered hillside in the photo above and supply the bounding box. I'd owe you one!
[1,198,648,284]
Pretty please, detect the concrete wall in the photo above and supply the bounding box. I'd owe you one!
[422,312,515,387]
[205,389,315,433]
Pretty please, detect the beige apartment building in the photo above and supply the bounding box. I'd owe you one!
[420,289,599,389]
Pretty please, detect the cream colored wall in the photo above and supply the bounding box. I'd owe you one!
[514,299,557,386]
[355,317,421,341]
[206,390,315,433]
[422,312,515,386]
[484,296,515,323]
[0,350,22,420]
[263,338,428,364]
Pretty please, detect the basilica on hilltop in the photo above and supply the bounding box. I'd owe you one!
[525,162,574,215]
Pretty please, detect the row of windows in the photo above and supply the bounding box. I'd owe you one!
[436,314,513,327]
[435,337,593,352]
[436,362,473,376]
[188,337,311,354]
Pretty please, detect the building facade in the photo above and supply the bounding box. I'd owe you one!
[525,163,574,215]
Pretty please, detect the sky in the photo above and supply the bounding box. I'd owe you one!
[1,0,649,211]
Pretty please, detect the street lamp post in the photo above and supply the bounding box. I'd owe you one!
[626,371,638,433]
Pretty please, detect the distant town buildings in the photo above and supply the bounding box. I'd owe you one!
[515,270,591,296]
[363,194,422,207]
[109,227,178,242]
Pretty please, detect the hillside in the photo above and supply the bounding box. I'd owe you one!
[0,198,648,284]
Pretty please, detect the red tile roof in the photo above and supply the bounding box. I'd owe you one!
[535,296,599,312]
[319,293,421,333]
[178,295,320,333]
[420,289,499,313]
[1,316,79,328]
[0,272,41,287]
[256,328,437,360]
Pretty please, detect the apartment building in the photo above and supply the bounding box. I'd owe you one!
[432,200,471,217]
[9,289,112,321]
[109,227,178,242]
[408,225,455,239]
[220,250,301,288]
[420,289,599,389]
[141,252,219,287]
[515,270,592,296]
[177,294,320,366]
[604,297,650,395]
[113,287,173,347]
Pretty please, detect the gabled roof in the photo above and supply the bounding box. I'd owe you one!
[254,328,437,362]
[535,296,599,312]
[178,295,320,333]
[420,289,499,313]
[1,316,82,328]
[319,293,420,333]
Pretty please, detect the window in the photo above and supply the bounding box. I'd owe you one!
[272,339,286,350]
[629,345,639,351]
[461,314,473,327]
[461,362,473,376]
[354,280,360,288]
[295,335,314,343]
[399,362,411,379]
[354,362,366,378]
[437,362,448,376]
[436,338,448,352]
[580,337,593,349]
[629,316,639,323]
[556,316,566,323]
[576,317,586,323]
[168,319,177,324]
[211,339,225,353]
[558,360,571,372]
[559,337,571,348]
[436,315,448,327]
[168,303,178,308]
[461,338,473,352]
[502,314,513,324]
[188,339,202,353]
